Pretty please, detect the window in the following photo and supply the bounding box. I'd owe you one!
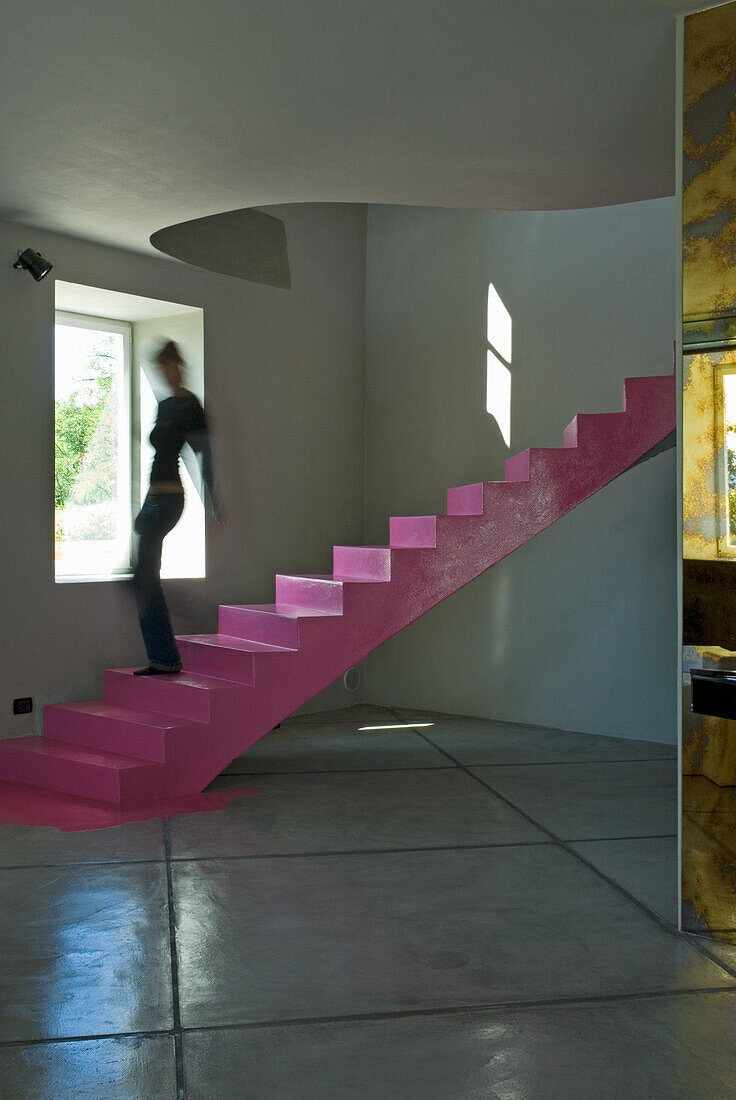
[54,282,205,581]
[55,313,133,578]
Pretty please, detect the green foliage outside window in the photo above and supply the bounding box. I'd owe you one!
[55,337,118,542]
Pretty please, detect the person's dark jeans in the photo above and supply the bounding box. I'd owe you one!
[133,493,185,671]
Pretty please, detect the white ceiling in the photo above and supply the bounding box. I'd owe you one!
[1,0,699,255]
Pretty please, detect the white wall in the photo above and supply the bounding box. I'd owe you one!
[362,199,677,742]
[0,203,367,736]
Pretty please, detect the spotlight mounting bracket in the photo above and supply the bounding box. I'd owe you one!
[13,248,53,281]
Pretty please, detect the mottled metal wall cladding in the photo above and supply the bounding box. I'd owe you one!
[682,1,736,942]
[150,208,291,290]
[683,3,736,324]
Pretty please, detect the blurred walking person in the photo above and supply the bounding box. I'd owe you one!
[133,340,226,675]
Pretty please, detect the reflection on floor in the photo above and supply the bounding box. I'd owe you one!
[682,776,736,942]
[2,705,736,1098]
[683,664,736,941]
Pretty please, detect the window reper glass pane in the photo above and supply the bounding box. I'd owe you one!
[55,320,131,578]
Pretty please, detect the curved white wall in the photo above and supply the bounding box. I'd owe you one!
[362,199,677,742]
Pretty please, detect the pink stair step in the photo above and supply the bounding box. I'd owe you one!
[390,515,438,548]
[103,668,235,722]
[275,574,345,613]
[623,373,672,413]
[333,545,392,581]
[447,482,485,515]
[563,412,628,449]
[0,736,156,804]
[505,447,579,484]
[44,700,193,763]
[178,634,290,683]
[446,480,531,516]
[218,603,326,647]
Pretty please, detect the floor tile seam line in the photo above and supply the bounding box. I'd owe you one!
[542,826,733,966]
[565,833,679,844]
[163,820,186,1100]
[390,708,676,751]
[0,1027,177,1050]
[549,837,736,982]
[224,758,677,779]
[461,761,683,934]
[178,985,736,1034]
[392,716,468,769]
[409,727,567,844]
[224,764,459,778]
[465,757,677,768]
[401,715,676,776]
[0,857,167,872]
[679,935,736,980]
[168,840,555,865]
[412,736,689,946]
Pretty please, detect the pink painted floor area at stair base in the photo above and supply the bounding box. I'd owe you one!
[0,779,259,832]
[0,371,676,817]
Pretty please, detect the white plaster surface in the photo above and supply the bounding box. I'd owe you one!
[0,204,367,733]
[362,200,677,742]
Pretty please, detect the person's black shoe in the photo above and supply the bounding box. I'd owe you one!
[133,665,181,676]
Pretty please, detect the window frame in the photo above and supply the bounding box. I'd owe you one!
[54,309,136,580]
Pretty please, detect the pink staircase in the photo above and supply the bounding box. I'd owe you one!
[0,373,675,806]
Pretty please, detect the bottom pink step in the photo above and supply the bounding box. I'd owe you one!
[0,736,157,804]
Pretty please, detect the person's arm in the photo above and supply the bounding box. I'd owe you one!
[183,398,227,523]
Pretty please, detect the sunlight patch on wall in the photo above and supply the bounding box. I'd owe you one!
[486,283,512,447]
[486,351,512,447]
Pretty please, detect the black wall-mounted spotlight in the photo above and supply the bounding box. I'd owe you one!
[13,248,53,281]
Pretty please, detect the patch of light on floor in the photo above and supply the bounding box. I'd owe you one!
[358,723,434,730]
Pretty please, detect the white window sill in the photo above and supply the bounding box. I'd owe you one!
[55,574,134,584]
[55,573,206,583]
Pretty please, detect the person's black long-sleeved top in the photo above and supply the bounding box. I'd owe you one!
[148,392,224,520]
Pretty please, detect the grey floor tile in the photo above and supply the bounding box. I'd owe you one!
[0,1035,176,1100]
[223,720,450,775]
[400,711,676,766]
[289,705,394,726]
[183,992,736,1100]
[470,760,677,840]
[171,770,546,858]
[569,836,678,922]
[173,847,733,1028]
[0,819,165,868]
[0,864,173,1041]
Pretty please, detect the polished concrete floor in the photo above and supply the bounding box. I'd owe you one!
[1,704,736,1098]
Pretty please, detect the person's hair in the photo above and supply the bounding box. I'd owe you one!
[155,339,183,365]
